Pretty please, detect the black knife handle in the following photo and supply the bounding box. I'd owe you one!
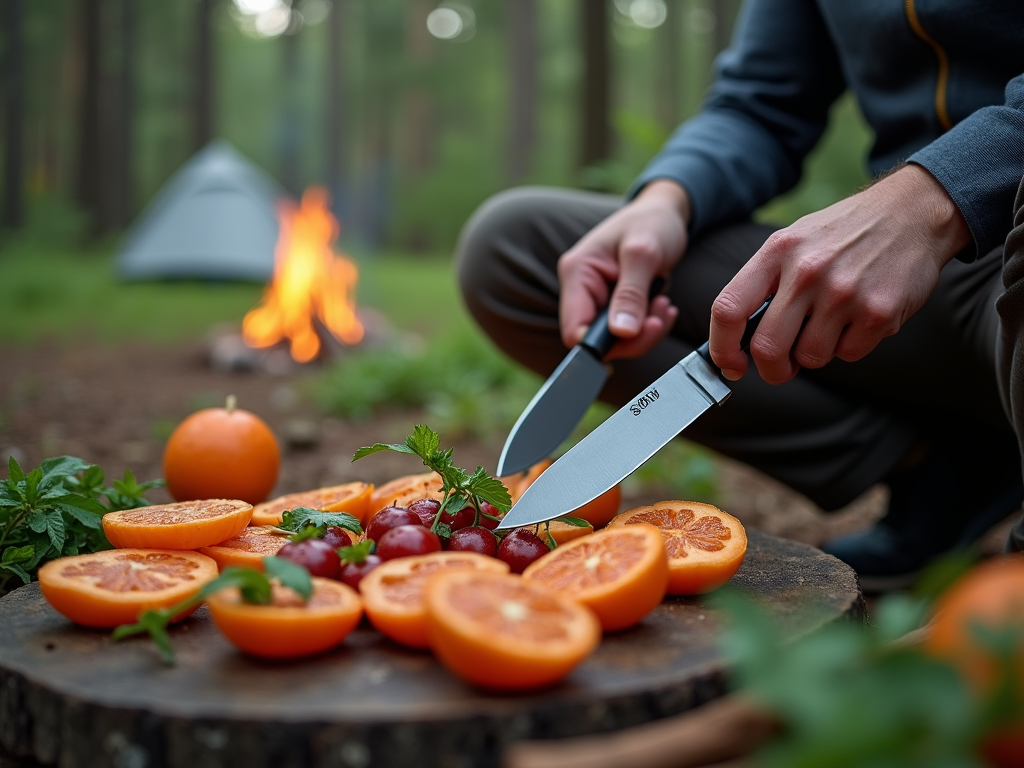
[580,276,667,358]
[695,295,773,370]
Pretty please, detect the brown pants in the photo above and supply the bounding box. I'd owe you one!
[456,186,1019,516]
[997,175,1024,551]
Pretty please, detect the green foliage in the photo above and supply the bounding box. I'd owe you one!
[112,556,312,664]
[0,456,163,592]
[717,572,1021,768]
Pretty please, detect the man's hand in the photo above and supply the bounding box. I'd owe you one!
[709,164,972,383]
[557,180,689,360]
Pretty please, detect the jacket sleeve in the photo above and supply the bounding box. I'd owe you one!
[628,0,846,238]
[910,72,1024,260]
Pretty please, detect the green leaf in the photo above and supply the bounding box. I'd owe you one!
[338,540,373,565]
[39,456,92,489]
[0,560,31,584]
[434,522,452,540]
[405,424,441,460]
[466,469,511,512]
[352,442,416,461]
[278,507,363,536]
[1,545,35,565]
[553,515,590,528]
[43,511,66,553]
[7,456,25,483]
[263,556,312,601]
[288,525,322,543]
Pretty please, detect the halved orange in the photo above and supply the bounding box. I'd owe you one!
[368,471,445,513]
[500,459,552,504]
[197,526,290,571]
[426,570,601,691]
[249,481,374,526]
[103,499,253,550]
[207,578,363,659]
[609,501,747,595]
[38,549,219,628]
[523,524,668,631]
[534,519,594,547]
[359,552,509,648]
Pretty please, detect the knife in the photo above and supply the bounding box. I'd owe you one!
[497,277,666,477]
[496,296,773,530]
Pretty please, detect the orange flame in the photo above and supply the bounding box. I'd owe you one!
[243,188,364,362]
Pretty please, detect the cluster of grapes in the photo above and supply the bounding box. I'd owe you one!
[273,499,550,589]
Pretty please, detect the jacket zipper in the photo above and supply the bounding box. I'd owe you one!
[904,0,953,131]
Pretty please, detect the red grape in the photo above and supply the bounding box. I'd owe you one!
[439,504,475,531]
[478,500,504,530]
[277,539,341,579]
[322,526,354,549]
[377,525,442,560]
[408,498,441,527]
[366,506,423,542]
[496,529,548,574]
[339,554,382,590]
[448,526,498,557]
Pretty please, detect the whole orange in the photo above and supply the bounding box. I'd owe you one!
[163,396,280,504]
[926,555,1024,767]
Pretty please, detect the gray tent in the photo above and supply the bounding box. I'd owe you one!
[117,141,291,282]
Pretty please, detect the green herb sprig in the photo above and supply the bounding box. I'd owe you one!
[112,556,312,664]
[0,456,163,592]
[275,506,363,537]
[353,425,512,534]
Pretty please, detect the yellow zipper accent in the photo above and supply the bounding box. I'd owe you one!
[904,0,952,131]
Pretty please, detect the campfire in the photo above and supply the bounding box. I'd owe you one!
[242,188,364,363]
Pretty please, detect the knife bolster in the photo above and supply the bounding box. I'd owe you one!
[681,354,733,405]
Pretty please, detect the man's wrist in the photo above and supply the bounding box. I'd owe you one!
[898,164,972,265]
[636,179,692,228]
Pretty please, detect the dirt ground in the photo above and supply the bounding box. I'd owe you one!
[1,338,1016,560]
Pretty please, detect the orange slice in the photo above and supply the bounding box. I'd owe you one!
[609,501,747,595]
[426,570,601,690]
[368,471,445,513]
[359,552,509,648]
[523,524,668,631]
[500,459,552,503]
[207,577,363,659]
[102,499,253,550]
[249,481,374,526]
[197,526,290,571]
[38,549,219,628]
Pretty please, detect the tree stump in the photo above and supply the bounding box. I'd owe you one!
[0,529,863,768]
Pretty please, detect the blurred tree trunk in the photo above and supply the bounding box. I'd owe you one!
[403,0,433,178]
[507,0,537,184]
[194,0,214,151]
[713,0,738,55]
[325,0,346,217]
[2,0,25,230]
[113,0,134,226]
[280,26,301,194]
[75,0,114,237]
[579,0,610,170]
[656,0,680,133]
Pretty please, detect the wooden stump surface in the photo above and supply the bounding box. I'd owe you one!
[0,529,863,768]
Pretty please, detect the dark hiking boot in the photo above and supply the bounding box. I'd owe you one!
[821,435,1024,593]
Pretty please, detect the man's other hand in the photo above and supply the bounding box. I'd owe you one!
[709,164,972,384]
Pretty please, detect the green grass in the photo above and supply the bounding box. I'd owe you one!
[0,244,467,346]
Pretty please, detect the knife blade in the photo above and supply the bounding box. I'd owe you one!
[496,297,772,530]
[497,277,666,477]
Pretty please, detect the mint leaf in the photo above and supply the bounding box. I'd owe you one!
[352,442,416,461]
[7,456,25,483]
[278,507,363,536]
[406,424,440,459]
[264,556,312,601]
[338,540,373,565]
[466,468,511,512]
